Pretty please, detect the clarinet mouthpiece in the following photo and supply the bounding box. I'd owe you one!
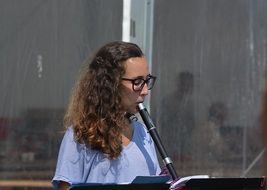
[137,103,145,111]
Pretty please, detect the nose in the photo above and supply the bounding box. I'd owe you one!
[140,83,149,96]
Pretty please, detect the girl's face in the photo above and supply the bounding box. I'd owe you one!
[120,56,149,114]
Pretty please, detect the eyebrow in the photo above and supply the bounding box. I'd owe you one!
[123,74,151,79]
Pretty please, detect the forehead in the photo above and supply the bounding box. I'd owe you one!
[123,57,149,77]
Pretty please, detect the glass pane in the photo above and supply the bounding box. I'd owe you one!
[151,0,267,178]
[0,0,122,189]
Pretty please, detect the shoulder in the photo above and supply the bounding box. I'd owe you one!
[59,127,83,159]
[60,127,97,161]
[64,126,74,138]
[61,127,76,146]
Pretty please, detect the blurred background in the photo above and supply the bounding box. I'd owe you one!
[0,0,266,189]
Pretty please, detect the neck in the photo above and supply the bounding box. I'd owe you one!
[121,122,133,146]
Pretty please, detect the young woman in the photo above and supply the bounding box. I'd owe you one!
[52,41,160,190]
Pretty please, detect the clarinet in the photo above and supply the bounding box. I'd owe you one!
[137,103,178,180]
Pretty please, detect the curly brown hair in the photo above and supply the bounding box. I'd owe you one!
[64,41,144,159]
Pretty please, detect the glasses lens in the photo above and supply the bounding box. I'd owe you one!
[147,77,155,90]
[133,78,144,91]
[132,76,156,91]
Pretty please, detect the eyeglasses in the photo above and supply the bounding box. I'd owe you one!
[121,74,157,92]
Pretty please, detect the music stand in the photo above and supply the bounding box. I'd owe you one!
[184,177,265,190]
[69,176,171,190]
[69,183,170,190]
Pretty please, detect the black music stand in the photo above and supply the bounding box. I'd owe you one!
[184,177,265,190]
[69,176,171,190]
[69,183,170,190]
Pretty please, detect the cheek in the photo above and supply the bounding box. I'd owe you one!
[121,90,138,107]
[129,93,139,104]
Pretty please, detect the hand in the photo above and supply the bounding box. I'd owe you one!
[170,178,185,190]
[159,167,184,190]
[159,166,170,176]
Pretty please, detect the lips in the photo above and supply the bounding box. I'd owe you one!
[136,100,144,104]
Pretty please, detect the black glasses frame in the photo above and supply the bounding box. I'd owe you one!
[121,75,157,92]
